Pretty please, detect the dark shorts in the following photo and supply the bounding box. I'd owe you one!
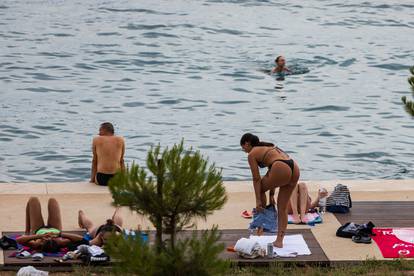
[96,172,115,186]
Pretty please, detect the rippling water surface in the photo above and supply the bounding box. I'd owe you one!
[1,0,414,182]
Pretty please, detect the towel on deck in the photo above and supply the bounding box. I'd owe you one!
[288,212,322,224]
[249,234,311,257]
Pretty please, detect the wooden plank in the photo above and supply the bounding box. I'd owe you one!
[334,201,414,227]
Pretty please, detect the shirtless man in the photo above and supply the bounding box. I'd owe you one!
[90,122,125,186]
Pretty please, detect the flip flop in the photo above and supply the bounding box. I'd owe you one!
[241,210,252,219]
[16,250,32,259]
[352,235,372,244]
[32,252,44,261]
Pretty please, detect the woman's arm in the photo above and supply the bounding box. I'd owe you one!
[248,153,262,209]
[89,234,103,247]
[16,234,44,245]
[60,232,84,242]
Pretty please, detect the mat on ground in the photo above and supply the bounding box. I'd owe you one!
[372,228,414,258]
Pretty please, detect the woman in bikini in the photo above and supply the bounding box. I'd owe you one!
[240,133,300,248]
[288,182,328,224]
[16,197,86,253]
[78,208,123,247]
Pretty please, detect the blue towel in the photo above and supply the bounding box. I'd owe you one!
[249,204,278,233]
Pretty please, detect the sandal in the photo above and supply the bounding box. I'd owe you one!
[32,252,44,261]
[16,250,32,259]
[352,234,372,244]
[241,210,252,219]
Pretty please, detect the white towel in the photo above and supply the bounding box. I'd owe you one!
[249,234,311,258]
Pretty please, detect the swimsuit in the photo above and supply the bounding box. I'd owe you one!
[95,224,122,237]
[35,227,60,235]
[258,147,294,174]
[96,172,115,186]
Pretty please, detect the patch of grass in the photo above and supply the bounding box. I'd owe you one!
[3,259,414,276]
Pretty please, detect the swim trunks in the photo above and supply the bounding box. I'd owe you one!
[96,172,115,186]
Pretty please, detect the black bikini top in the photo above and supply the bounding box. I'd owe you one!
[257,146,288,168]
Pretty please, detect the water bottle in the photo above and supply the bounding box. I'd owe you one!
[318,188,327,213]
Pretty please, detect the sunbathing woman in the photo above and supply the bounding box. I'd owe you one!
[16,197,86,253]
[78,208,123,247]
[241,133,300,248]
[288,182,328,224]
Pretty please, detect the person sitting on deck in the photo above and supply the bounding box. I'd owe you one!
[288,182,328,224]
[90,122,125,186]
[271,55,291,80]
[16,197,88,253]
[78,208,123,247]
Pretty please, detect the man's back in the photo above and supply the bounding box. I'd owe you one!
[93,135,125,174]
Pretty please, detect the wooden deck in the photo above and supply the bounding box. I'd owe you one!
[2,229,327,269]
[218,229,329,265]
[334,201,414,227]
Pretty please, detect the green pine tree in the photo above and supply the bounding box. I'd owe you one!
[106,141,229,275]
[402,66,414,116]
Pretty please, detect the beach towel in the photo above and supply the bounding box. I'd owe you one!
[372,228,414,258]
[288,213,322,224]
[249,234,311,257]
[249,204,277,233]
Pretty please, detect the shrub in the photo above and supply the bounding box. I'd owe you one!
[106,141,229,275]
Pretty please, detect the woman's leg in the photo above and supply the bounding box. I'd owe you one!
[78,210,96,236]
[47,198,63,230]
[298,183,310,223]
[275,182,297,247]
[112,207,123,228]
[27,197,45,234]
[262,161,300,248]
[288,185,301,224]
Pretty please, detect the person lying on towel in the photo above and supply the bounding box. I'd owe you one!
[16,197,89,253]
[288,182,328,224]
[78,208,123,247]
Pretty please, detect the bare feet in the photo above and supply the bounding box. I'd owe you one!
[273,231,285,248]
[301,214,309,224]
[273,238,283,248]
[291,214,301,224]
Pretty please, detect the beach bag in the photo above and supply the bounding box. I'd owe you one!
[326,184,352,213]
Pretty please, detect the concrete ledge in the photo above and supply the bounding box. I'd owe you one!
[0,179,413,195]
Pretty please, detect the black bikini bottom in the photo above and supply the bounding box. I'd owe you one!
[268,159,294,174]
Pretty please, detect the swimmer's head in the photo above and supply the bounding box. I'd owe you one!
[275,56,286,67]
[99,122,115,136]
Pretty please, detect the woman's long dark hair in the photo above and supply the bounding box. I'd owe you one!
[240,133,274,147]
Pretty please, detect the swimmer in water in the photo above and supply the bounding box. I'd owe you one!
[271,56,291,80]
